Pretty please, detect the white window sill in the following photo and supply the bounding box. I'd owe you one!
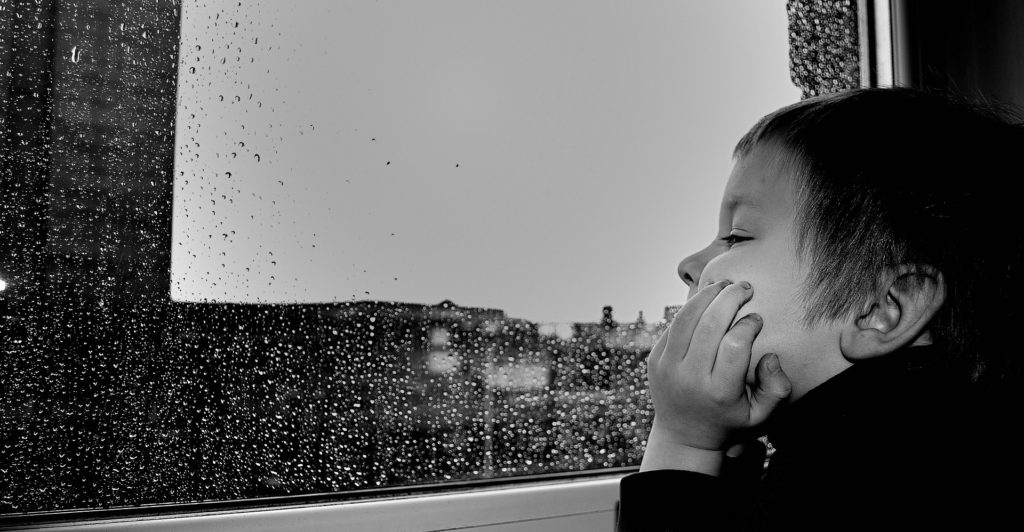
[15,474,625,532]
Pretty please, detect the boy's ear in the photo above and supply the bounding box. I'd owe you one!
[839,265,946,361]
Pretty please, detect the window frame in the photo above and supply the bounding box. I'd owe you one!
[0,468,630,530]
[1,5,641,524]
[1,0,878,527]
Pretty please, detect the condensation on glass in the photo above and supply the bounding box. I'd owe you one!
[0,0,856,516]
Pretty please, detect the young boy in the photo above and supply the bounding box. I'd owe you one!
[617,88,1023,531]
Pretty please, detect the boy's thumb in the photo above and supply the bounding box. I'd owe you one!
[749,353,792,426]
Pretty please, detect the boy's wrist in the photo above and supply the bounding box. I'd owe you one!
[640,426,725,476]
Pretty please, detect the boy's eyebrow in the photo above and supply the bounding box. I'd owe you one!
[723,194,761,212]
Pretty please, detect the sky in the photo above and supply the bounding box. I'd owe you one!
[171,0,801,324]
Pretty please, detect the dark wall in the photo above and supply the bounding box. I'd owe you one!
[894,0,1024,111]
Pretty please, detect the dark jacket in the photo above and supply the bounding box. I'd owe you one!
[617,345,1018,531]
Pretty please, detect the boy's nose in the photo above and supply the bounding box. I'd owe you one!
[677,259,698,287]
[678,243,717,296]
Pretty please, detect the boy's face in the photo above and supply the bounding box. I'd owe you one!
[677,144,851,401]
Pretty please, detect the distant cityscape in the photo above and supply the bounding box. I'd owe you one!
[3,290,672,511]
[154,297,668,493]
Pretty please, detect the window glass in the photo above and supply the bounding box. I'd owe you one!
[1,0,803,514]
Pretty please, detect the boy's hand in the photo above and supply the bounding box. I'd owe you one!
[640,280,791,474]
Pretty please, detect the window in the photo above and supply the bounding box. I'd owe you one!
[0,0,846,520]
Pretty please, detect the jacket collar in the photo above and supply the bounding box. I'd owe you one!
[763,344,958,450]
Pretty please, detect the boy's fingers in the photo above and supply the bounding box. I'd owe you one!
[711,313,762,397]
[748,353,792,426]
[663,280,731,363]
[685,282,752,375]
[646,329,669,367]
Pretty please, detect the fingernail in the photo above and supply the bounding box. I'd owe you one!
[747,313,762,323]
[765,353,780,372]
[740,281,751,290]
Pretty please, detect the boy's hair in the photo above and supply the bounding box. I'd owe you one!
[735,87,1023,382]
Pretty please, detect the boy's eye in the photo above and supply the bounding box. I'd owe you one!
[720,234,752,248]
